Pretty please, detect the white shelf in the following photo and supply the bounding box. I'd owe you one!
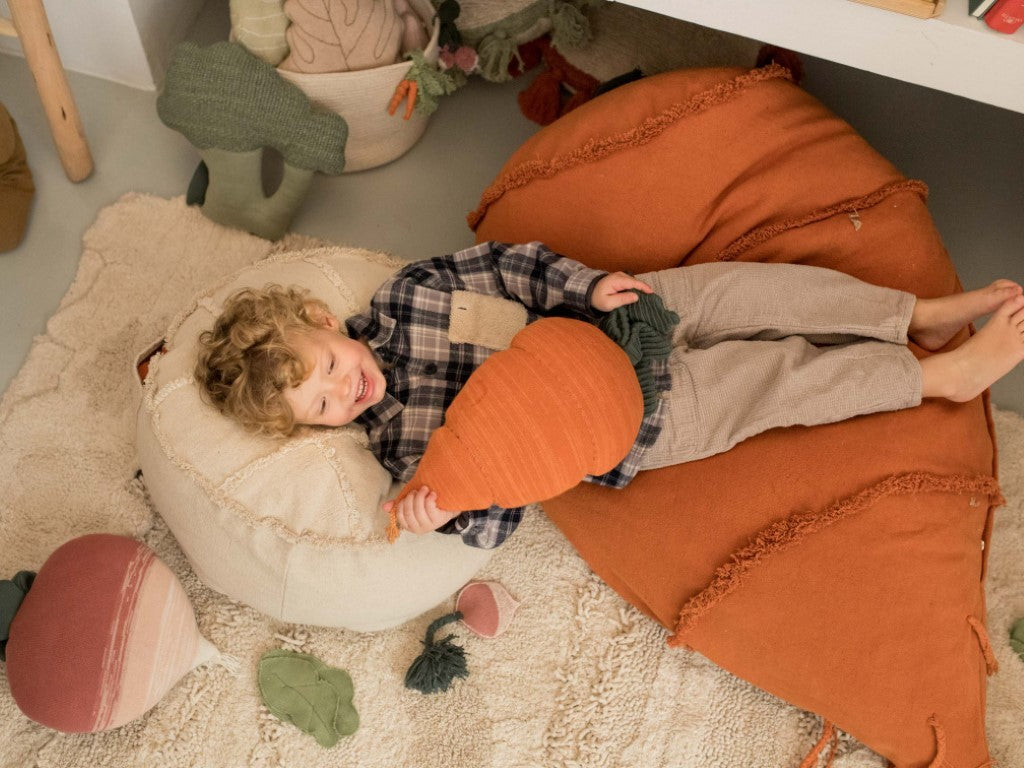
[623,0,1024,114]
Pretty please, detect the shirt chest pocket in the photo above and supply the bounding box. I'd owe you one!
[448,290,528,352]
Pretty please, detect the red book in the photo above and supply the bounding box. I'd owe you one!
[985,0,1024,32]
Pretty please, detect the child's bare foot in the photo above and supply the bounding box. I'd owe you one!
[910,279,1023,351]
[921,294,1024,402]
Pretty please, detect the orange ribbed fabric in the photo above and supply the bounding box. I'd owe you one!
[472,65,1001,768]
[387,318,643,541]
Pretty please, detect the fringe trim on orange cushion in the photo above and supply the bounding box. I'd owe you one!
[799,719,838,768]
[467,63,794,230]
[756,45,805,85]
[714,179,930,263]
[923,715,996,768]
[967,615,999,676]
[387,509,400,543]
[668,472,1003,644]
[927,715,948,768]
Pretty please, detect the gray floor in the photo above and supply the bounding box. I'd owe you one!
[1,7,1022,413]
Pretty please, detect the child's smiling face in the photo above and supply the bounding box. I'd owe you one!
[283,314,386,427]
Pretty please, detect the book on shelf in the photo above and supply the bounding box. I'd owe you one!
[970,0,1000,16]
[985,0,1024,31]
[848,0,945,19]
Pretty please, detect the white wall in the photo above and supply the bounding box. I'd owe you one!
[0,0,205,90]
[128,0,206,86]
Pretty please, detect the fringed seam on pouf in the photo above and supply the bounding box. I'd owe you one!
[714,179,929,263]
[467,63,794,230]
[669,471,1003,644]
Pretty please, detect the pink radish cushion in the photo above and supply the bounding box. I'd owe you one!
[6,534,216,732]
[456,581,521,638]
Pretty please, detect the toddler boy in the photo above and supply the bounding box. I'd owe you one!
[197,241,1024,548]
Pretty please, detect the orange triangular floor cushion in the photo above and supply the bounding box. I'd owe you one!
[390,318,644,536]
[471,65,1001,768]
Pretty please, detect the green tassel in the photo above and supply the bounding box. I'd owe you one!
[598,291,680,417]
[404,51,462,116]
[405,611,468,694]
[0,570,36,661]
[476,32,516,82]
[550,1,592,50]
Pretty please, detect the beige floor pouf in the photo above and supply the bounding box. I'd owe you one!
[135,247,492,631]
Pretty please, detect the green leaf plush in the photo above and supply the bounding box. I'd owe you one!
[258,649,359,747]
[156,41,347,240]
[1010,619,1024,661]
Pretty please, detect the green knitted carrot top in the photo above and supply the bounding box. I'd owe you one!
[598,290,680,416]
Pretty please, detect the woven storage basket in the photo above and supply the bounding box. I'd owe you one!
[276,0,440,173]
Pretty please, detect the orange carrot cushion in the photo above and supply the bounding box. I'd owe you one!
[389,317,644,539]
[471,65,1001,768]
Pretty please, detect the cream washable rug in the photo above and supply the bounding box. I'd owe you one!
[1,194,1022,768]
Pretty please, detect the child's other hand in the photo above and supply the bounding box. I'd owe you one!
[383,486,459,535]
[591,272,653,312]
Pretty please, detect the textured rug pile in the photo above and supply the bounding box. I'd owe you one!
[1,194,1022,767]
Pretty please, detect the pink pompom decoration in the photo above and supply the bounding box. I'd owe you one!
[439,45,478,74]
[456,581,520,638]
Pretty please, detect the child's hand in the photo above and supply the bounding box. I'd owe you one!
[591,272,654,312]
[383,486,459,535]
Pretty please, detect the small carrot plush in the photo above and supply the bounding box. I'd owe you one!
[388,79,418,121]
[388,51,462,121]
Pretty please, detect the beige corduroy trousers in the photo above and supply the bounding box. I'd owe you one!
[637,262,922,470]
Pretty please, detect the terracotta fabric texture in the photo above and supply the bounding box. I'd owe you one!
[6,534,215,732]
[471,65,1002,768]
[390,317,644,539]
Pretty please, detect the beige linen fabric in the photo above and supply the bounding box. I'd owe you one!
[448,289,528,351]
[638,262,921,469]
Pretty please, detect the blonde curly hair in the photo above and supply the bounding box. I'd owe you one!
[195,284,333,437]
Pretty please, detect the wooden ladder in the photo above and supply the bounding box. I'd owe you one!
[1,0,93,182]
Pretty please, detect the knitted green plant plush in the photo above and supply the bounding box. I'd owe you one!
[157,42,347,241]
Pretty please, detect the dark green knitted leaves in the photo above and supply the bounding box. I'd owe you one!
[405,50,462,115]
[258,649,359,747]
[405,611,468,694]
[599,290,680,416]
[0,570,35,661]
[157,41,347,174]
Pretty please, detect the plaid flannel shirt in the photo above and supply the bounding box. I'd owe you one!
[346,241,669,549]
